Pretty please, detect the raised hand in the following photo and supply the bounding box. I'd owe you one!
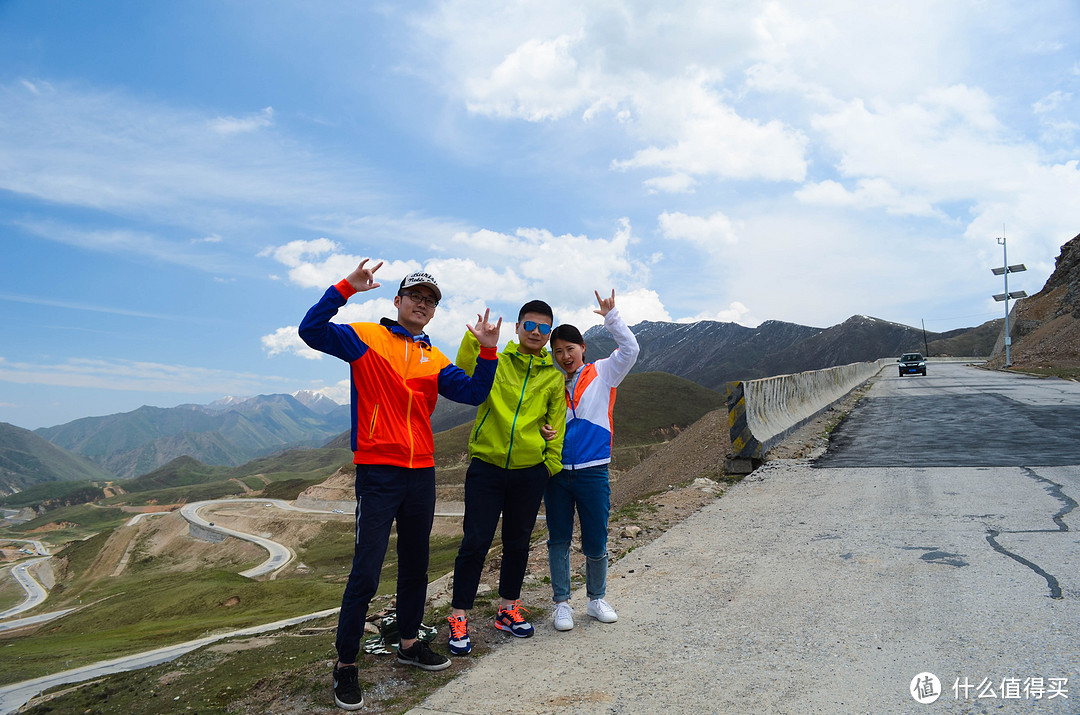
[594,289,616,317]
[345,258,383,292]
[467,308,503,349]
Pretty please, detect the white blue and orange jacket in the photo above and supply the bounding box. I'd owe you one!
[560,306,640,470]
[299,279,497,469]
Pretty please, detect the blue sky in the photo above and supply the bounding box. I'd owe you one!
[2,1,1078,430]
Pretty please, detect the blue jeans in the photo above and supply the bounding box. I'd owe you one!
[544,465,611,602]
[336,464,435,664]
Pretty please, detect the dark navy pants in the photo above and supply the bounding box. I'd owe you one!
[335,464,435,664]
[451,458,549,610]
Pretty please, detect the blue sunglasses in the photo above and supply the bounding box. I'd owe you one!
[521,320,551,335]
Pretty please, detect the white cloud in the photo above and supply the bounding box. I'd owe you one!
[0,81,383,229]
[448,218,640,301]
[312,379,351,405]
[553,288,672,336]
[611,74,808,185]
[659,211,739,249]
[263,290,413,359]
[260,239,425,290]
[795,179,941,218]
[262,218,662,353]
[0,356,290,394]
[0,291,176,320]
[1033,91,1071,114]
[421,2,809,187]
[262,326,319,360]
[209,106,274,134]
[15,220,238,274]
[643,173,696,194]
[677,302,752,325]
[466,34,588,121]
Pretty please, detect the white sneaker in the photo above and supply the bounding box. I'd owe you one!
[553,601,574,631]
[587,598,618,623]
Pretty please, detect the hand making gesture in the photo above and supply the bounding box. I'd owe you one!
[345,258,384,293]
[467,308,503,349]
[594,289,616,317]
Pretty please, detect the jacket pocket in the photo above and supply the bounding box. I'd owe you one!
[368,403,380,439]
[472,407,490,442]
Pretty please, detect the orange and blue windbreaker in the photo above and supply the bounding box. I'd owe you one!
[299,280,497,469]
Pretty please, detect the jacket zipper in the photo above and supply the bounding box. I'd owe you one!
[368,404,380,438]
[505,354,533,468]
[473,408,490,441]
[564,367,581,464]
[404,338,414,466]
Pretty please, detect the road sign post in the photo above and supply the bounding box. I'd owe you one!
[992,234,1027,367]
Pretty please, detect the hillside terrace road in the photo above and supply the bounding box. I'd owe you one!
[409,363,1080,714]
[0,557,51,621]
[180,498,335,578]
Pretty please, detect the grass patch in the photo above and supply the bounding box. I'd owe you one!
[18,608,466,715]
[226,447,353,483]
[0,480,103,509]
[612,499,659,522]
[260,477,326,501]
[4,504,130,540]
[104,480,247,507]
[0,570,343,686]
[0,565,26,612]
[241,475,268,490]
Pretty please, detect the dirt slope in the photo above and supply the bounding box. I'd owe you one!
[989,232,1080,370]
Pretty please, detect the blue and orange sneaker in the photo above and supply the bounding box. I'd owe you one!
[494,600,534,638]
[447,613,472,655]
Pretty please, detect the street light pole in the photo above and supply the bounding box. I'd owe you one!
[991,233,1027,368]
[1000,236,1012,367]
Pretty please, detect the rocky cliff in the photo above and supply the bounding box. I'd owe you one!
[988,232,1080,369]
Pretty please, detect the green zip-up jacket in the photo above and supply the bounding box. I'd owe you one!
[456,331,566,476]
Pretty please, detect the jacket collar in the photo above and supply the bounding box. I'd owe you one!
[504,340,552,366]
[380,317,432,347]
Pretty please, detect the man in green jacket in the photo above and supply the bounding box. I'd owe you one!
[446,299,566,654]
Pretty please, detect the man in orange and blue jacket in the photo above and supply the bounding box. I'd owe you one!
[299,259,501,711]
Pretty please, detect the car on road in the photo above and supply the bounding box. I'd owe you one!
[898,352,927,376]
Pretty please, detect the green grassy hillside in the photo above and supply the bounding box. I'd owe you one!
[0,422,115,494]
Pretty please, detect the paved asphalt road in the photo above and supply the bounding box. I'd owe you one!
[180,498,334,578]
[818,363,1080,468]
[409,363,1080,714]
[0,557,51,620]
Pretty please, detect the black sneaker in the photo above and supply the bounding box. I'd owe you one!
[332,664,364,710]
[397,639,451,671]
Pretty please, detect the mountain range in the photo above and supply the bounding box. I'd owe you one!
[2,313,1001,494]
[28,391,350,485]
[581,314,1000,391]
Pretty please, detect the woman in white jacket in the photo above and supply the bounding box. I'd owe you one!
[544,290,639,631]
